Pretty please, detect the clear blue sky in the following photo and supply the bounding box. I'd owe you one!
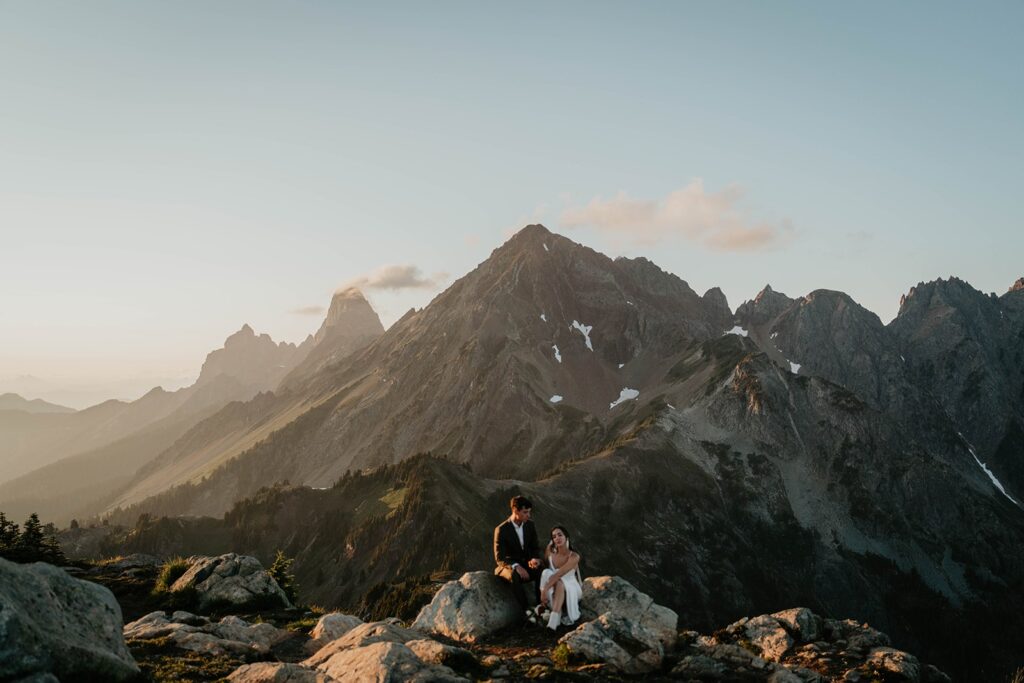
[2,2,1022,406]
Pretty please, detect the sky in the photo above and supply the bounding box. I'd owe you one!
[2,1,1022,408]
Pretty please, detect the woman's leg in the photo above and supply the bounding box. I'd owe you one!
[547,581,566,629]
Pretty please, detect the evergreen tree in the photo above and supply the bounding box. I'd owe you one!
[18,513,45,554]
[0,512,20,554]
[269,550,299,604]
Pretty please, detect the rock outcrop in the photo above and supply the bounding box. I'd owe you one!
[672,607,951,682]
[169,553,292,610]
[0,558,139,682]
[124,610,291,656]
[224,619,472,682]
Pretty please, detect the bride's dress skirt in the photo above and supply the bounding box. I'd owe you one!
[540,568,582,624]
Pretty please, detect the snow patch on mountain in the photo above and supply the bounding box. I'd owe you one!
[726,326,748,337]
[571,320,594,351]
[550,395,563,403]
[609,388,640,409]
[552,345,562,363]
[959,431,1020,506]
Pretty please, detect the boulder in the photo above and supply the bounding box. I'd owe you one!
[309,612,364,646]
[411,570,521,642]
[741,614,793,662]
[866,647,921,681]
[227,662,334,682]
[771,607,822,642]
[558,613,664,674]
[303,621,424,668]
[309,640,467,682]
[405,638,478,670]
[0,558,139,682]
[671,654,727,678]
[124,610,290,657]
[169,553,291,610]
[579,575,678,650]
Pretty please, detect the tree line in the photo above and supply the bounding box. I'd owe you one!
[0,511,67,564]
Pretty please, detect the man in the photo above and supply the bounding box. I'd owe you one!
[493,495,544,623]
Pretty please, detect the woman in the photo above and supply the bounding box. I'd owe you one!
[538,525,582,630]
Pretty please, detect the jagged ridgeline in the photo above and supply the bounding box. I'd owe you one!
[37,226,1024,679]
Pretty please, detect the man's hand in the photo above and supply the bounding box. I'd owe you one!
[528,558,542,569]
[515,565,530,580]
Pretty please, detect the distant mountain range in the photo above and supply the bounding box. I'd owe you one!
[8,225,1024,678]
[0,393,75,414]
[0,289,384,522]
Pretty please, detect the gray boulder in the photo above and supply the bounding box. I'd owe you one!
[558,613,665,674]
[303,621,423,668]
[308,612,364,649]
[309,640,467,682]
[124,610,290,656]
[227,662,335,682]
[0,558,139,681]
[411,570,521,642]
[579,575,678,650]
[771,607,822,642]
[169,553,291,610]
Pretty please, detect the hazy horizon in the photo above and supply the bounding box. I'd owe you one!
[3,2,1022,405]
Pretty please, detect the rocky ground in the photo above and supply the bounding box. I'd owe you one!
[32,554,954,683]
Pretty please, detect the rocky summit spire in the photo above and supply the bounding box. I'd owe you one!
[281,288,385,386]
[316,288,384,344]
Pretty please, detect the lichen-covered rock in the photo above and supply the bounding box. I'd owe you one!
[169,553,291,610]
[227,662,334,682]
[124,610,290,656]
[309,640,467,682]
[411,570,521,642]
[0,558,139,682]
[558,613,664,674]
[579,575,678,650]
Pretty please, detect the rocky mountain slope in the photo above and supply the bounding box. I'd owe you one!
[103,225,733,515]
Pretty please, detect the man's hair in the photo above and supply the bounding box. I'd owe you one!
[510,495,532,511]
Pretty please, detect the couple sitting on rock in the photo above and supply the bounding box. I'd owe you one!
[493,495,582,630]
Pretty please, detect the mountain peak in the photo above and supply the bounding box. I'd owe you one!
[736,285,795,326]
[324,287,376,329]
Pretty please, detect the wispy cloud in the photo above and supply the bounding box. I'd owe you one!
[559,179,793,251]
[290,305,325,316]
[344,264,449,292]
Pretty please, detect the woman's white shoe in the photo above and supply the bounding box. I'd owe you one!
[547,610,561,630]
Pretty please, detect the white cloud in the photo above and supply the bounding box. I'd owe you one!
[290,305,325,316]
[345,265,449,291]
[559,179,793,251]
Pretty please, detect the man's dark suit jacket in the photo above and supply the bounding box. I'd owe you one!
[493,519,542,580]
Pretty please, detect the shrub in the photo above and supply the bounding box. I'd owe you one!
[153,557,191,593]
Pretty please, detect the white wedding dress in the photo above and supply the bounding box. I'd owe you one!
[540,552,582,627]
